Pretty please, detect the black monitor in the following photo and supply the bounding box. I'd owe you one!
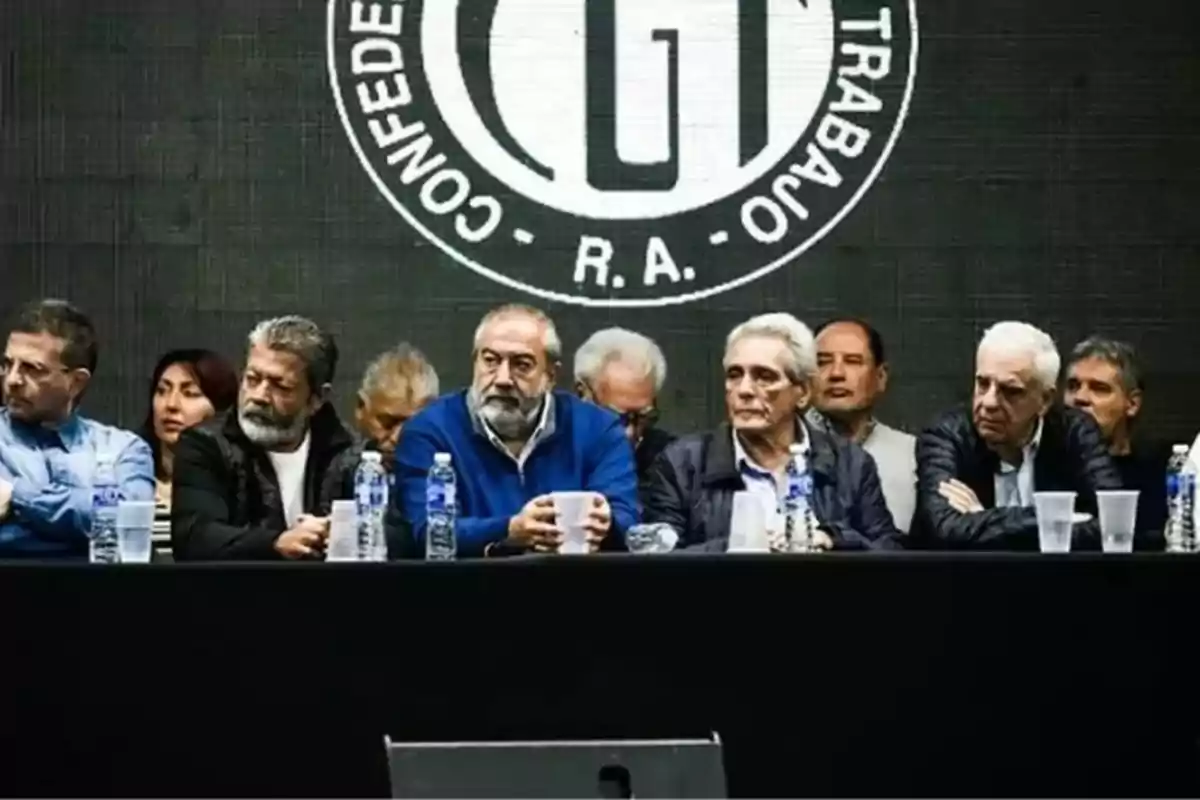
[383,734,727,798]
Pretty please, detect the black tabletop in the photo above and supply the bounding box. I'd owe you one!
[3,554,1198,797]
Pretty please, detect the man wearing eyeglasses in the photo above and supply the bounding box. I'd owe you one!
[574,328,675,489]
[0,299,154,557]
[393,304,639,558]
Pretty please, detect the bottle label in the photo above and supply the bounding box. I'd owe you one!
[369,481,388,509]
[1168,473,1181,499]
[93,485,120,507]
[784,474,812,503]
[427,483,455,513]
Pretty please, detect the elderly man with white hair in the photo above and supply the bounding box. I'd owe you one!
[354,342,440,471]
[914,321,1122,550]
[642,312,900,552]
[574,328,676,486]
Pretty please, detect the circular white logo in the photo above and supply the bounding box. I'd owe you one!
[327,0,919,307]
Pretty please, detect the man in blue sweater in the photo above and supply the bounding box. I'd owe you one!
[394,304,639,558]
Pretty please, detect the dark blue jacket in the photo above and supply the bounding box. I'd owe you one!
[394,390,639,557]
[642,419,901,551]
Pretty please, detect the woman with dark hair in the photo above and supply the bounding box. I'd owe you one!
[140,349,238,508]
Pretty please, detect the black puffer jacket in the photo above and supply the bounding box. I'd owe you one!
[912,404,1123,550]
[171,404,357,560]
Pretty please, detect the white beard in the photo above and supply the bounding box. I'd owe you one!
[469,387,543,440]
[238,408,308,449]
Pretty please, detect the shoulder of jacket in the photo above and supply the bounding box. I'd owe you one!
[924,406,972,437]
[1055,405,1104,443]
[80,417,146,449]
[409,392,463,429]
[179,416,242,466]
[660,429,717,466]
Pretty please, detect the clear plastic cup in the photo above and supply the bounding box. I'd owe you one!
[116,501,156,563]
[1034,491,1077,553]
[1096,490,1139,553]
[728,491,771,552]
[326,500,358,562]
[552,491,594,554]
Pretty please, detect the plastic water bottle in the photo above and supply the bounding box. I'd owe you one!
[783,443,814,553]
[354,451,389,561]
[425,452,457,561]
[1165,444,1195,553]
[1183,459,1197,553]
[89,454,121,564]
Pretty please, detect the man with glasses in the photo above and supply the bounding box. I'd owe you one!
[573,328,674,488]
[394,304,638,558]
[0,299,154,557]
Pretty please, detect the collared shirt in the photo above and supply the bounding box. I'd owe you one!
[0,409,155,556]
[805,408,917,532]
[994,417,1044,508]
[732,426,811,515]
[475,393,556,472]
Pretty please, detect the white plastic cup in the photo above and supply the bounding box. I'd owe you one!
[1096,490,1139,554]
[1033,491,1077,553]
[326,500,358,562]
[552,491,594,554]
[728,491,771,552]
[116,501,156,563]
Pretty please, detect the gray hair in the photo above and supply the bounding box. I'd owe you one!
[359,342,440,402]
[977,321,1060,389]
[573,328,667,392]
[247,315,338,391]
[1069,336,1143,393]
[725,312,817,383]
[472,303,562,362]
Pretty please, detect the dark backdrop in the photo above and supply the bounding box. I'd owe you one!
[2,0,1198,441]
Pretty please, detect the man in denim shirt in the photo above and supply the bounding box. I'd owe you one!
[0,299,154,557]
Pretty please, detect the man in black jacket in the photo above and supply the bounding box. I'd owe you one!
[1063,336,1169,542]
[915,321,1122,550]
[171,316,357,561]
[643,313,899,552]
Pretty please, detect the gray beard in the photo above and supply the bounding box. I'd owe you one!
[469,386,543,441]
[238,408,308,449]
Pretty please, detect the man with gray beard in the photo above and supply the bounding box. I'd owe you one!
[171,316,357,561]
[394,304,639,558]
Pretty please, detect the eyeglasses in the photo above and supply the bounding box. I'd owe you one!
[579,382,659,430]
[0,357,72,383]
[616,408,659,430]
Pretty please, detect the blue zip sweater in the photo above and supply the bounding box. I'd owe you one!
[394,390,640,557]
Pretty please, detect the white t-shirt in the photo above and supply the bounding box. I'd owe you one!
[267,431,311,529]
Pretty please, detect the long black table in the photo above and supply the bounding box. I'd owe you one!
[2,554,1199,797]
